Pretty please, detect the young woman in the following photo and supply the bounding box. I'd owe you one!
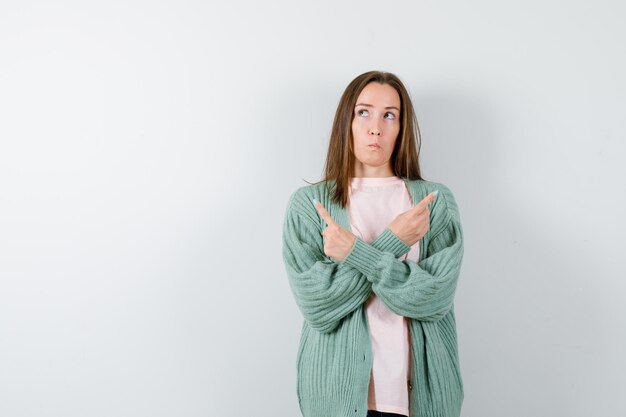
[282,71,465,417]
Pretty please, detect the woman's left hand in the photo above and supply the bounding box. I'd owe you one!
[313,200,356,262]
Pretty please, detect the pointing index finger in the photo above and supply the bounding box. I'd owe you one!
[312,198,337,227]
[413,190,439,212]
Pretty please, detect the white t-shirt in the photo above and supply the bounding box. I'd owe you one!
[347,176,420,416]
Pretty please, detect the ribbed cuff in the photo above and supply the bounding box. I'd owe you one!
[342,236,385,281]
[370,228,411,258]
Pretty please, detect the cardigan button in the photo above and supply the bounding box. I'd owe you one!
[408,380,413,390]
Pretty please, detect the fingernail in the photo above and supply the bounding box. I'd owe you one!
[432,190,439,198]
[312,197,318,206]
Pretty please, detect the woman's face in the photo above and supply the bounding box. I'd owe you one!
[351,82,401,177]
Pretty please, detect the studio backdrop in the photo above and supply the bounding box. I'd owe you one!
[0,1,624,416]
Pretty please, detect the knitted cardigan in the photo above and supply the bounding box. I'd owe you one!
[282,178,465,417]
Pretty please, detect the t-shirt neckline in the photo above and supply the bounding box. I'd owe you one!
[350,176,403,187]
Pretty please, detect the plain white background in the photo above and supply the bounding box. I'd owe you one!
[1,1,624,416]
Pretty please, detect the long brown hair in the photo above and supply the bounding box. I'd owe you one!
[305,70,424,207]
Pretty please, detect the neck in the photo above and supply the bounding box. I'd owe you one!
[352,162,394,178]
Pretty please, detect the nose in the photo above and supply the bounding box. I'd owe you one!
[369,121,381,136]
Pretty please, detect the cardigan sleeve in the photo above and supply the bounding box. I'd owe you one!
[340,184,464,322]
[282,193,411,334]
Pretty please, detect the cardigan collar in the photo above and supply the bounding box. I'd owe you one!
[325,177,426,231]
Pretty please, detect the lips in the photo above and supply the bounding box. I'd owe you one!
[368,144,381,149]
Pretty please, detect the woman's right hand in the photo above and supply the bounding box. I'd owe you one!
[388,192,437,247]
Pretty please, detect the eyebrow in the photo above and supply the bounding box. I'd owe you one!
[355,103,400,112]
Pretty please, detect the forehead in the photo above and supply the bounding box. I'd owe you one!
[356,82,401,108]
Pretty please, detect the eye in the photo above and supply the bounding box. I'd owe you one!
[384,112,396,120]
[356,108,369,117]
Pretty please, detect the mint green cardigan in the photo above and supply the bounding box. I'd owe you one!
[282,178,465,417]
